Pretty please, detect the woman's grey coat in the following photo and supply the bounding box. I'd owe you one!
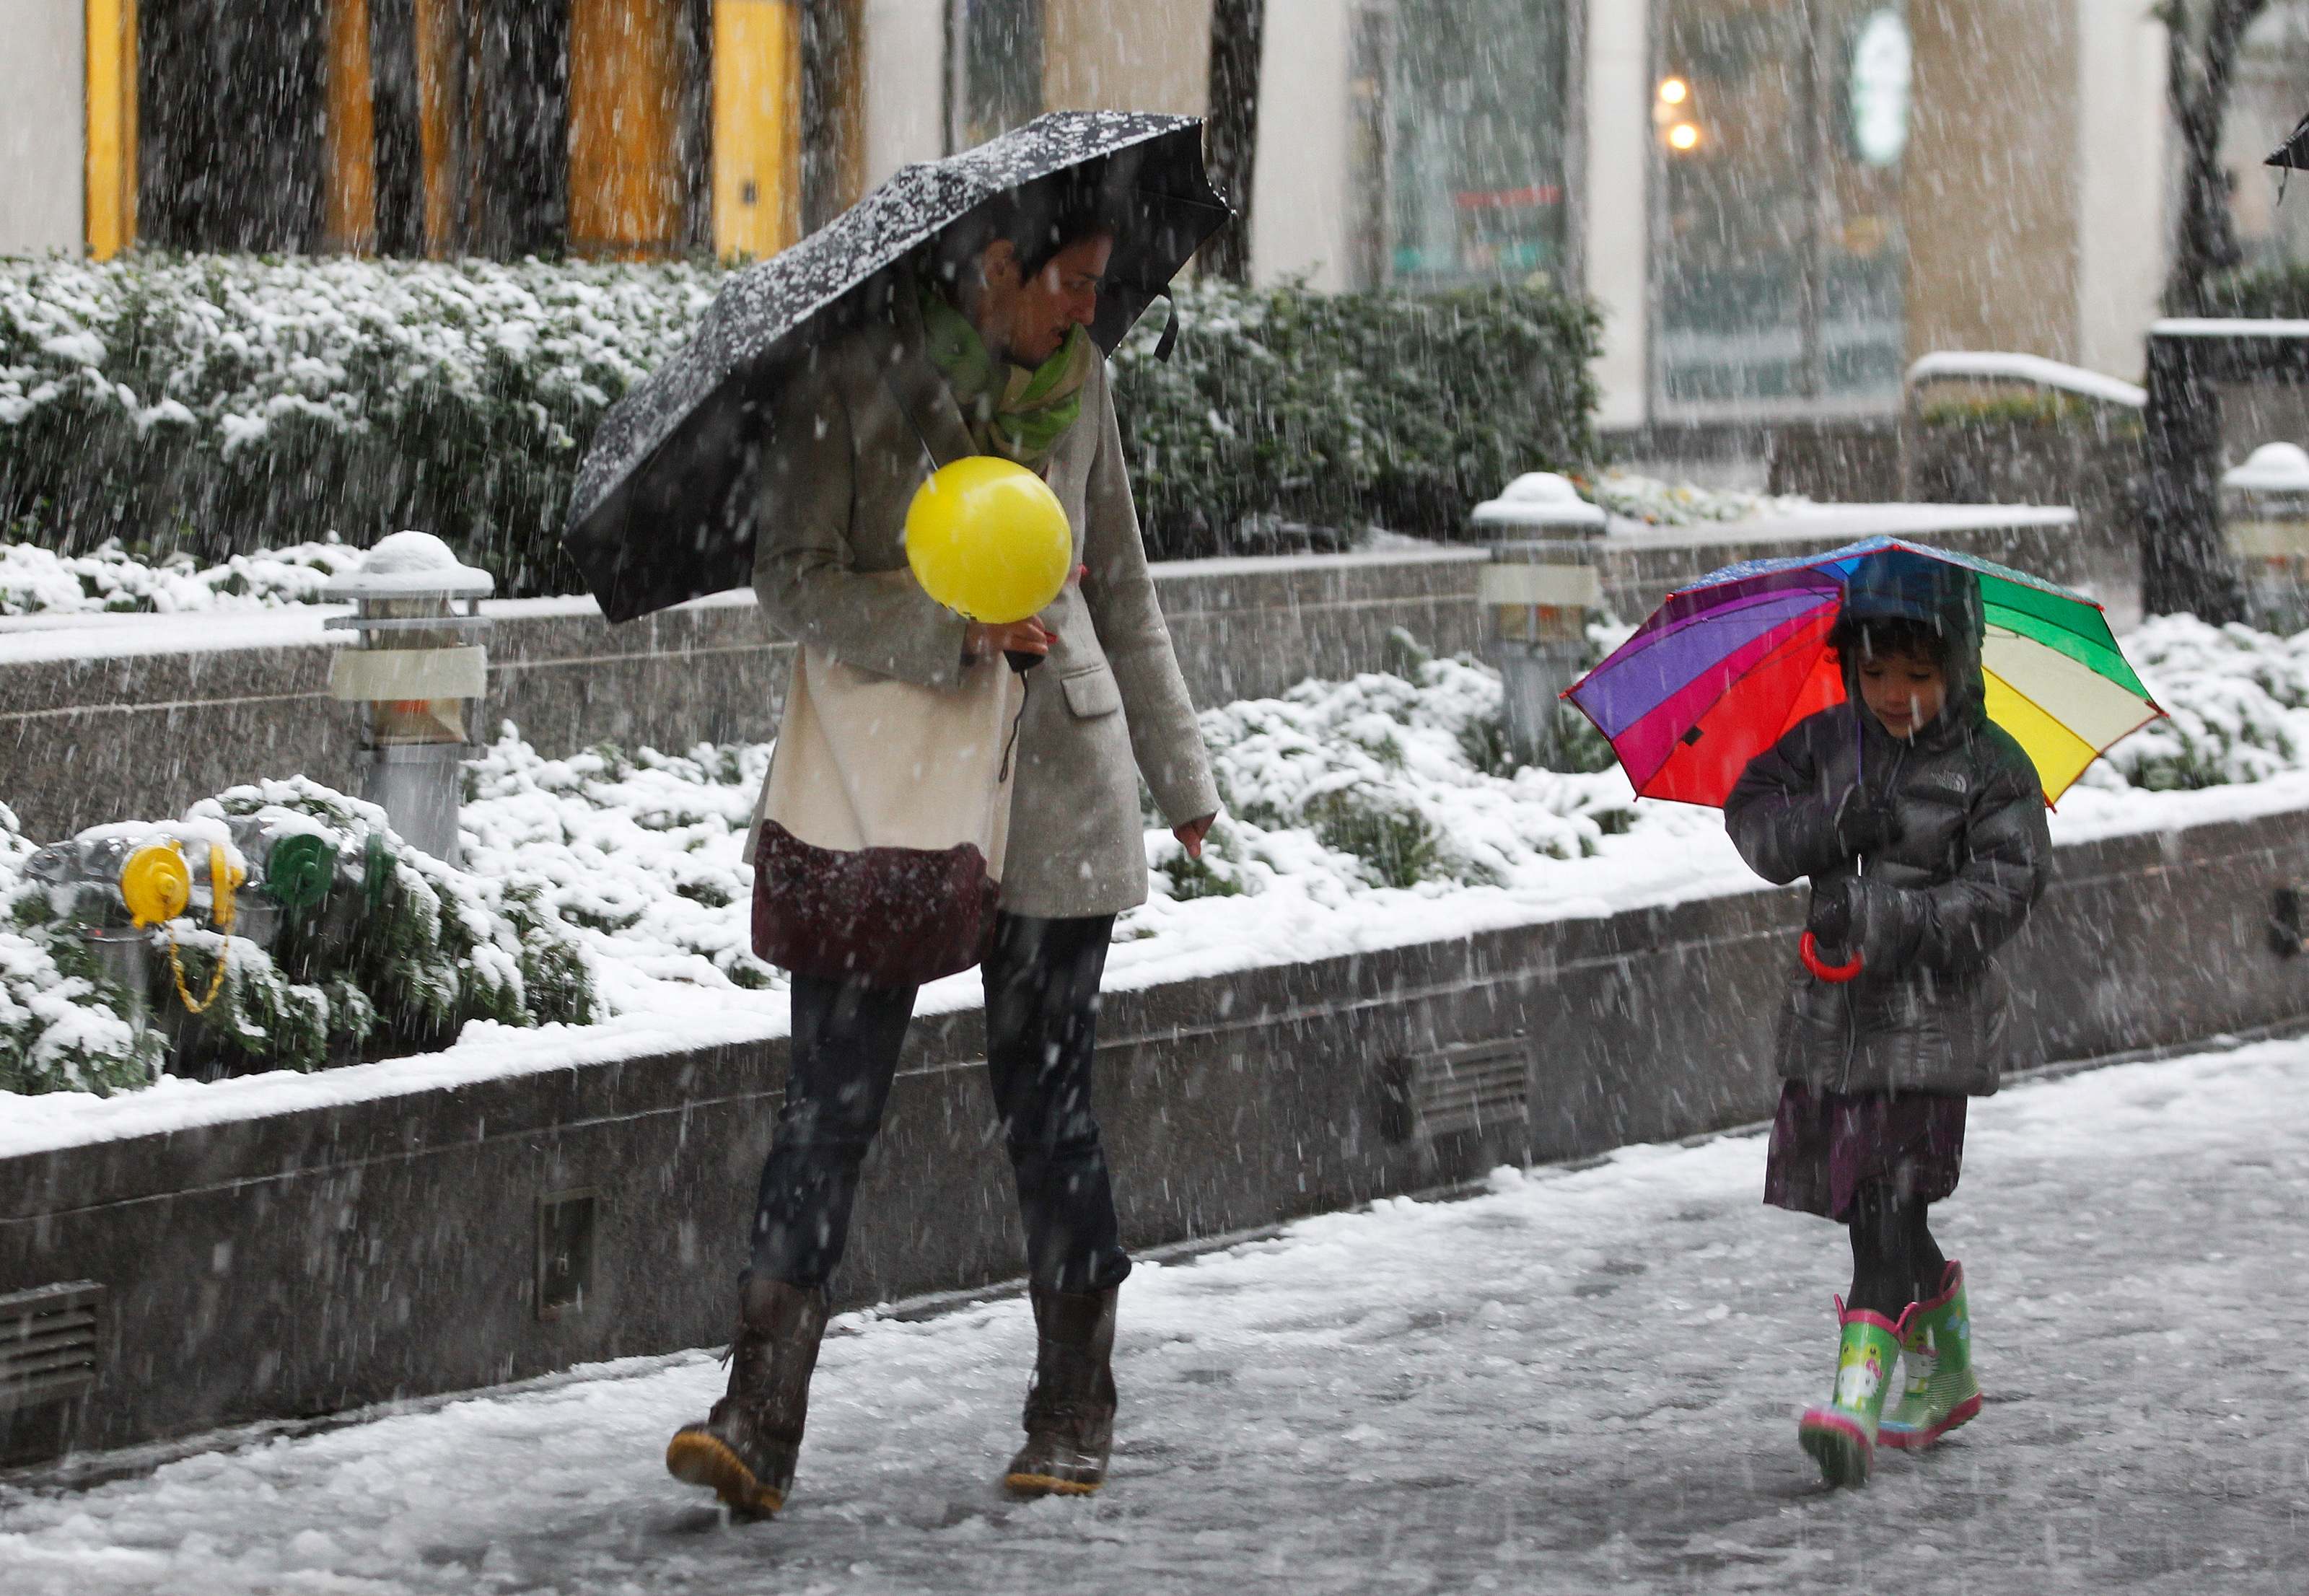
[1724,624,2053,1097]
[750,286,1219,921]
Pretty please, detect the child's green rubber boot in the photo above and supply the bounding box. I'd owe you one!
[1797,1298,1911,1488]
[1878,1261,1981,1450]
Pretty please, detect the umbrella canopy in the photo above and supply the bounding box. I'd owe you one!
[565,111,1228,623]
[1564,538,2163,807]
[2269,111,2309,171]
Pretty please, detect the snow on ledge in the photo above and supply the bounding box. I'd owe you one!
[2150,317,2309,340]
[1906,351,2147,409]
[7,771,2309,1164]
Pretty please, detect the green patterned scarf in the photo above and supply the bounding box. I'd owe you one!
[917,284,1093,472]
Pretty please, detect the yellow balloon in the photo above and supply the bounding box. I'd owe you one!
[903,457,1074,626]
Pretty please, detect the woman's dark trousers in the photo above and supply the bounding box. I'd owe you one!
[749,912,1130,1295]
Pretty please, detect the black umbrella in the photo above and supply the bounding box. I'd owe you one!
[564,110,1229,624]
[2267,111,2309,171]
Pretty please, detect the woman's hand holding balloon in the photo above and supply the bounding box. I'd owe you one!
[965,618,1053,662]
[961,569,1080,664]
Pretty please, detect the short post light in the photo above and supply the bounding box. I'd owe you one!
[1471,473,1608,768]
[323,532,494,866]
[2222,443,2309,634]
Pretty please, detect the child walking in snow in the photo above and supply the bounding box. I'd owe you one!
[1724,556,2051,1488]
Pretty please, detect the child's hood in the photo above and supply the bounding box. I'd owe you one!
[1838,551,1986,740]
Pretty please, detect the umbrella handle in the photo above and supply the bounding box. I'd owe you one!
[1799,931,1865,983]
[1005,650,1044,675]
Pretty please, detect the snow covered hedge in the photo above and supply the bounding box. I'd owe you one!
[1,253,1602,593]
[1111,278,1602,556]
[0,254,717,597]
[0,536,362,615]
[24,611,2298,1100]
[1,783,596,1095]
[2087,615,2309,792]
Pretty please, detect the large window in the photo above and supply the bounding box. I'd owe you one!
[1654,0,1909,416]
[1362,0,1573,290]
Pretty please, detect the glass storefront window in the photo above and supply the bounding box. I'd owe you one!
[1378,0,1572,290]
[1655,0,1908,416]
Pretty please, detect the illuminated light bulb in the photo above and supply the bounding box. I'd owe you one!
[1657,76,1691,106]
[1668,122,1702,152]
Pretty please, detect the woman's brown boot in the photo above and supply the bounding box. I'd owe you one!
[665,1278,830,1517]
[1003,1285,1119,1497]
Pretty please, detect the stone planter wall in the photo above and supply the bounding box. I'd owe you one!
[5,802,2306,1464]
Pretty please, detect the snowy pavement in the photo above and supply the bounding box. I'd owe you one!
[5,1040,2307,1594]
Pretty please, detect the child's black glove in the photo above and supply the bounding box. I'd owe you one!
[1808,877,1856,960]
[1832,789,1903,859]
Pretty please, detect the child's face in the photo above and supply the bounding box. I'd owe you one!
[1856,647,1947,739]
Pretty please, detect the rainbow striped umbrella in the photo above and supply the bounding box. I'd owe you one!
[1564,538,2163,807]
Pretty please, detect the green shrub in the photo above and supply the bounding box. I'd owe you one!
[1917,391,2125,431]
[1305,784,1443,890]
[3,254,1603,592]
[2204,263,2309,320]
[1112,277,1603,556]
[0,779,598,1094]
[1,253,714,597]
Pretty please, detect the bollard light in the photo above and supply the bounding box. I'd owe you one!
[2222,443,2309,633]
[1471,474,1608,768]
[323,532,494,867]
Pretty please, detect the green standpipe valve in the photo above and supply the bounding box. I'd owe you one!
[363,833,392,915]
[266,834,337,913]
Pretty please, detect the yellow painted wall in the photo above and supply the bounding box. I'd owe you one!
[714,0,802,260]
[84,0,138,259]
[569,0,685,255]
[415,0,458,253]
[323,0,377,252]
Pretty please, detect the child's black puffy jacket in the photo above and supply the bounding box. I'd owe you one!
[1725,618,2052,1097]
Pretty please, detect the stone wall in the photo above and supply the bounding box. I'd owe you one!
[6,801,2308,1463]
[1,513,2124,841]
[0,551,1491,840]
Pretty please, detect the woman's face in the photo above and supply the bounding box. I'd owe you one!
[972,232,1113,366]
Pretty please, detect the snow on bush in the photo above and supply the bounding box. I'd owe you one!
[3,255,1603,585]
[1153,638,1627,901]
[24,613,2309,1100]
[2084,614,2309,792]
[460,735,781,993]
[0,253,713,450]
[0,535,362,615]
[1581,470,1813,527]
[0,802,161,1096]
[1111,277,1602,556]
[1,782,596,1096]
[1,253,717,595]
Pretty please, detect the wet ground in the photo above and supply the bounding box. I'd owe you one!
[4,1040,2306,1594]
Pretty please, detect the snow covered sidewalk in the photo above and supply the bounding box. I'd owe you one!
[5,1040,2307,1594]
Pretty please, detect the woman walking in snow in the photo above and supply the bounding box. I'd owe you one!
[1723,557,2051,1487]
[662,179,1219,1518]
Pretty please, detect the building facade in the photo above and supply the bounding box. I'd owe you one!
[7,1,2305,434]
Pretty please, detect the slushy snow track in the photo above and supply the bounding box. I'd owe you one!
[6,1041,2308,1594]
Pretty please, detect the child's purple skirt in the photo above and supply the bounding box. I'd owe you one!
[1763,1082,1967,1220]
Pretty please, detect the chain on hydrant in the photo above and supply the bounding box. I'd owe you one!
[152,843,243,1017]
